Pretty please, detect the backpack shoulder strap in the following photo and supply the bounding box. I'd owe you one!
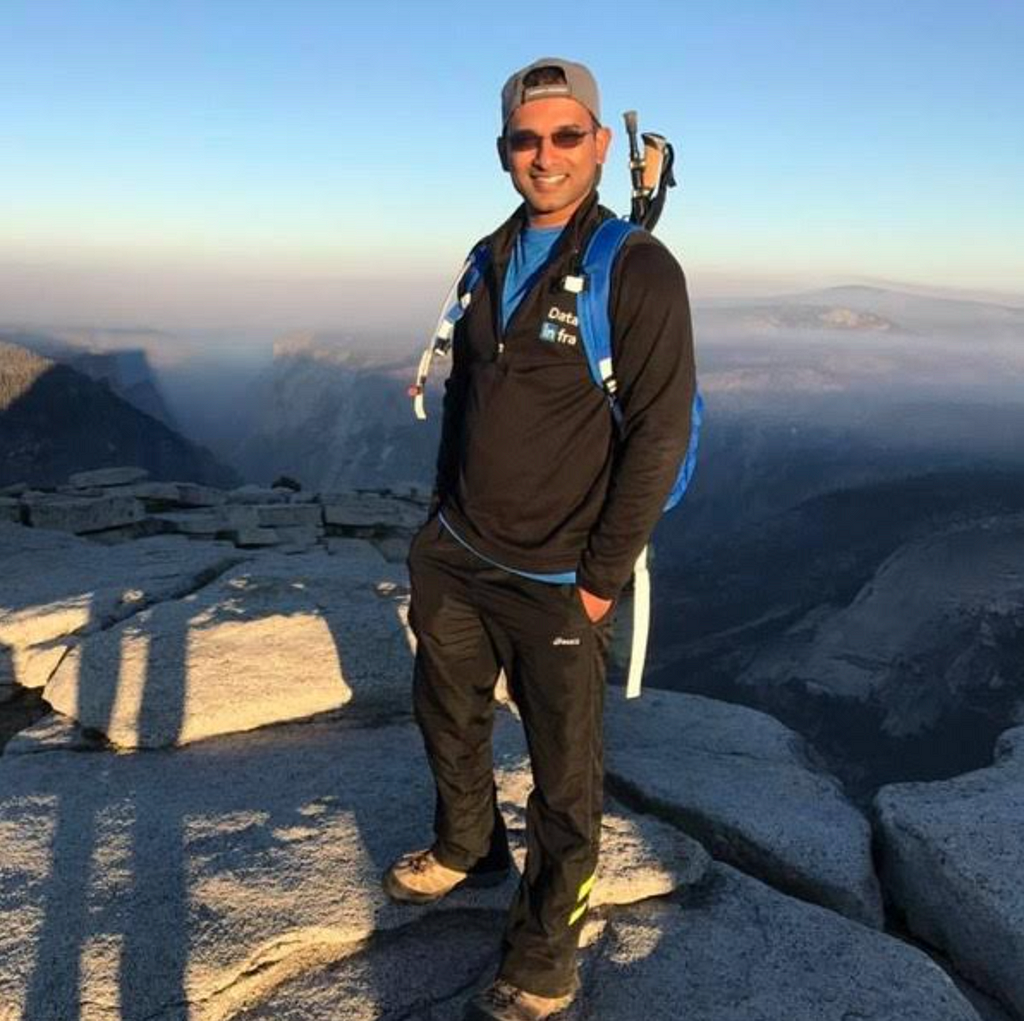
[462,241,490,297]
[411,241,491,420]
[435,241,491,346]
[576,218,641,421]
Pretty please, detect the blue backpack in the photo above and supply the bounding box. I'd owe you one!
[572,218,703,511]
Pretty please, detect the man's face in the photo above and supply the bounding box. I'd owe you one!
[502,97,612,227]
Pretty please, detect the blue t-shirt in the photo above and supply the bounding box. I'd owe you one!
[501,224,564,331]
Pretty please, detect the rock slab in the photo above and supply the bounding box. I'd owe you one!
[604,688,883,927]
[0,522,241,692]
[68,466,150,488]
[24,494,145,534]
[40,547,425,747]
[568,864,979,1021]
[321,493,425,530]
[43,558,358,748]
[875,724,1024,1018]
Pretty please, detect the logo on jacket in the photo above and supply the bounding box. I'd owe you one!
[539,305,578,347]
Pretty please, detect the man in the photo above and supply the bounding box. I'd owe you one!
[384,57,696,1020]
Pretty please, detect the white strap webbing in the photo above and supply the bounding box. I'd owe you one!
[412,255,474,421]
[626,545,651,699]
[412,348,434,421]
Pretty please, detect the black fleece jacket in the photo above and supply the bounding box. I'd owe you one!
[435,191,696,600]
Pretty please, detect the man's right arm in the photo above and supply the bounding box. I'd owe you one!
[575,239,696,600]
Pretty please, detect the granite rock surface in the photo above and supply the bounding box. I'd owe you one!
[604,688,883,927]
[875,725,1024,1018]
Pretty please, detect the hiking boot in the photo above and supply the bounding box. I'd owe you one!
[382,847,508,905]
[463,977,578,1021]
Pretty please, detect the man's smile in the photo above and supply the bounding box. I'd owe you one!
[530,172,570,189]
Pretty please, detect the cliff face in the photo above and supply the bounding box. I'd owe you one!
[1,329,181,427]
[230,335,438,491]
[0,495,1021,1020]
[63,348,180,429]
[0,341,238,488]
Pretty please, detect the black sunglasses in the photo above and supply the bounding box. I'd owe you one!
[506,127,595,153]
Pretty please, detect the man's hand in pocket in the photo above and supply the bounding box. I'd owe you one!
[578,586,613,624]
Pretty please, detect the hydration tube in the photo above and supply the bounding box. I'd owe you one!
[408,254,476,420]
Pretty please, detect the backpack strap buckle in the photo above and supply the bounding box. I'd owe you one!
[598,357,617,394]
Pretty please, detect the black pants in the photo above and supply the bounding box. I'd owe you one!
[408,517,611,998]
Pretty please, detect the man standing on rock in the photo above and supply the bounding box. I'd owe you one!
[384,57,696,1021]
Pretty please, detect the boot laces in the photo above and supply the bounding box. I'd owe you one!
[487,981,523,1009]
[405,850,434,874]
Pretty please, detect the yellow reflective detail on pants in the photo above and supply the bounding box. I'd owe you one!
[568,900,588,926]
[577,871,596,902]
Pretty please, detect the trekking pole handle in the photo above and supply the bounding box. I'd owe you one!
[623,110,650,225]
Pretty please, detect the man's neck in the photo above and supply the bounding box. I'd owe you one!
[527,211,573,229]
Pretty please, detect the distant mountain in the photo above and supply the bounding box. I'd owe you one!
[698,302,904,335]
[230,332,437,491]
[791,285,1024,337]
[0,340,239,488]
[734,510,1024,731]
[649,466,1024,804]
[696,285,1024,341]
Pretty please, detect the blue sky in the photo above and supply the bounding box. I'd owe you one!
[3,0,1022,328]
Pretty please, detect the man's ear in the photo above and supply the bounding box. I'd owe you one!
[496,135,509,172]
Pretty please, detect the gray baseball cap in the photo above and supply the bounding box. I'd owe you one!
[501,57,601,127]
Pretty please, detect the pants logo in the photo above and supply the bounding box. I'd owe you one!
[552,636,581,646]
